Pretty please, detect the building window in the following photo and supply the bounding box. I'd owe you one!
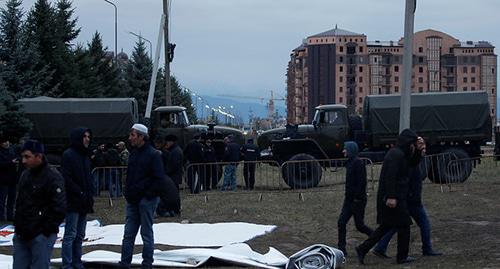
[463,87,467,91]
[493,68,495,74]
[418,47,423,53]
[359,97,363,103]
[340,76,343,82]
[339,87,343,92]
[359,66,363,72]
[463,77,467,83]
[395,66,399,72]
[339,46,343,52]
[359,87,363,93]
[340,56,343,63]
[471,77,476,83]
[463,66,467,73]
[339,66,343,72]
[349,98,353,105]
[339,97,343,103]
[418,87,423,93]
[418,57,424,63]
[418,77,423,83]
[449,48,453,53]
[471,87,476,91]
[419,67,423,73]
[359,76,363,83]
[493,88,495,94]
[395,86,399,92]
[471,67,476,73]
[395,76,399,82]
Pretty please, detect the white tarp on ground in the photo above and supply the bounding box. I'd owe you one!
[0,220,276,248]
[50,243,290,269]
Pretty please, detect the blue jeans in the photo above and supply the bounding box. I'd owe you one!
[222,164,237,190]
[62,212,87,269]
[13,233,57,269]
[120,197,159,269]
[374,204,433,254]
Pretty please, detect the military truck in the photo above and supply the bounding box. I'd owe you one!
[150,106,244,149]
[258,91,493,188]
[18,96,139,164]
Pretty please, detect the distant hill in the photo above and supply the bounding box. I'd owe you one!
[191,95,286,124]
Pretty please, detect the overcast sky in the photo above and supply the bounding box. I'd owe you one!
[18,0,500,112]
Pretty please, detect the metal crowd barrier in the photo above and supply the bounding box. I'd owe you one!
[91,166,127,199]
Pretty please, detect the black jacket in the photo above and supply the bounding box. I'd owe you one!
[184,140,204,163]
[163,143,183,185]
[14,159,66,240]
[0,146,18,186]
[224,142,241,163]
[124,142,164,204]
[241,143,260,161]
[345,157,368,202]
[203,144,218,162]
[61,127,94,214]
[376,129,417,227]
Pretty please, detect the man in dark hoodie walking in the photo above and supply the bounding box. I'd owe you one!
[337,141,373,256]
[119,124,163,269]
[355,129,419,265]
[61,127,94,269]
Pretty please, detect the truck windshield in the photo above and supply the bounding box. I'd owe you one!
[313,109,345,126]
[159,110,190,127]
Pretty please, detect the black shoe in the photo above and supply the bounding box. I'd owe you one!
[397,256,416,264]
[355,246,366,265]
[372,249,391,259]
[338,247,347,257]
[423,250,442,256]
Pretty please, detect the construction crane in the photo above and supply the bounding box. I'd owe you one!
[218,90,285,120]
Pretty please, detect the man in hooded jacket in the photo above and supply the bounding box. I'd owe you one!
[61,127,94,269]
[355,129,419,265]
[337,141,373,256]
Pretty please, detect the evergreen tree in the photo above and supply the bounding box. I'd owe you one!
[87,31,120,97]
[171,77,196,122]
[0,0,23,62]
[126,38,152,114]
[0,78,32,142]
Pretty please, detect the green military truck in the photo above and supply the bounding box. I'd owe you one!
[18,96,139,164]
[258,91,493,188]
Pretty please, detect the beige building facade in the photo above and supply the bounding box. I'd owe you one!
[287,28,497,126]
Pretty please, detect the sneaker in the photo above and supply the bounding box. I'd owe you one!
[397,256,416,264]
[372,249,391,259]
[423,250,442,256]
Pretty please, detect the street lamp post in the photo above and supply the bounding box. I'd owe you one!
[128,31,152,59]
[104,0,117,63]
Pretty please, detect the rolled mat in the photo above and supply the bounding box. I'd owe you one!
[286,244,345,269]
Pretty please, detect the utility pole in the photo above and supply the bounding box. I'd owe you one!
[399,0,416,132]
[163,0,172,106]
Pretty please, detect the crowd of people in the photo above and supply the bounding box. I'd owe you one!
[0,125,445,268]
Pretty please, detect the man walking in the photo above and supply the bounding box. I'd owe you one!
[13,140,66,269]
[119,124,164,269]
[337,141,373,256]
[61,127,94,269]
[241,138,259,190]
[355,129,419,265]
[372,136,442,258]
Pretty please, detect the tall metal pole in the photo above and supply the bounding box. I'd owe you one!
[163,0,172,106]
[399,0,416,132]
[129,31,152,59]
[104,0,117,63]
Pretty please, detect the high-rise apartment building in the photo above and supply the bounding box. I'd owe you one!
[287,28,497,126]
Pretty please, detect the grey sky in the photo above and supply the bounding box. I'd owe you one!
[18,0,500,112]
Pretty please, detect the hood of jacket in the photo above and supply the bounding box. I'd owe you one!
[343,141,359,159]
[70,127,92,155]
[397,128,418,156]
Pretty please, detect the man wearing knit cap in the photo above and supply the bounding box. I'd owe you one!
[13,140,66,269]
[119,123,164,269]
[356,129,419,265]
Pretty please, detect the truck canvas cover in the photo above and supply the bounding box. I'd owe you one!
[18,96,138,147]
[363,91,492,146]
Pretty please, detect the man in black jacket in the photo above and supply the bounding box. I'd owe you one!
[13,140,66,269]
[241,138,260,190]
[203,136,219,190]
[0,136,18,221]
[337,141,373,256]
[119,124,164,269]
[221,135,241,191]
[156,134,181,217]
[184,134,204,193]
[61,127,94,269]
[356,129,419,265]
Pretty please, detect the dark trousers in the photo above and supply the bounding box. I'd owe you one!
[187,165,204,193]
[357,224,410,262]
[204,163,219,190]
[243,163,256,189]
[337,199,373,250]
[0,185,16,221]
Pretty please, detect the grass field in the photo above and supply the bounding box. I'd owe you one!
[1,156,499,268]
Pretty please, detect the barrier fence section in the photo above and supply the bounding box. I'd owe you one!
[91,166,127,199]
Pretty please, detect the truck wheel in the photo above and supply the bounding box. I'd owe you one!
[431,148,472,183]
[281,153,322,189]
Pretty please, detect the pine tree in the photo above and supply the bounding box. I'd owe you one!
[0,0,23,62]
[126,38,152,115]
[87,32,120,97]
[0,77,32,142]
